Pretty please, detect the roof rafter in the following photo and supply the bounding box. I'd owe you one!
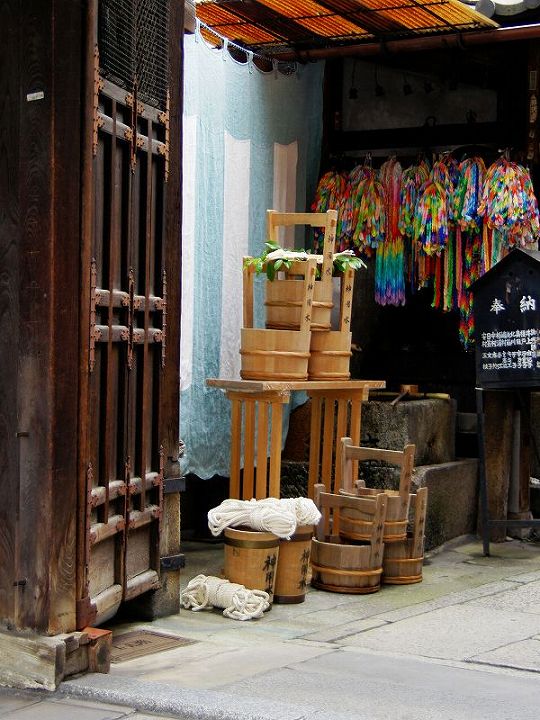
[195,0,498,55]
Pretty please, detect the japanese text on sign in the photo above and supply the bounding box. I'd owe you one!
[481,329,539,371]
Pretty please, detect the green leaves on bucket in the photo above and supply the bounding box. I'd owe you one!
[332,252,365,274]
[244,241,365,281]
[243,240,295,281]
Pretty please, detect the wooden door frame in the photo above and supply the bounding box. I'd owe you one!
[76,0,184,629]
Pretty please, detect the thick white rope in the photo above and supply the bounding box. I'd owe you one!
[207,497,321,539]
[182,575,270,621]
[265,497,322,528]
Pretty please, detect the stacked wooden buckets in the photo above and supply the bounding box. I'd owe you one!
[240,210,355,382]
[310,439,429,593]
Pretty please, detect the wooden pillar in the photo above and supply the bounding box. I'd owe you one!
[0,0,22,632]
[0,0,83,635]
[507,391,534,531]
[481,391,513,543]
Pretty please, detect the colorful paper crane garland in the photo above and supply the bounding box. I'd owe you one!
[311,153,539,345]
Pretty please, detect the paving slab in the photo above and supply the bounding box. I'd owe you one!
[130,715,187,720]
[466,580,540,614]
[502,569,540,584]
[218,649,540,720]
[301,617,390,643]
[108,638,333,689]
[372,580,519,624]
[52,697,135,713]
[452,540,540,561]
[0,698,127,720]
[337,604,540,661]
[470,637,540,673]
[0,694,40,717]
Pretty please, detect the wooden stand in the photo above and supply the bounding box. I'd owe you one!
[307,386,371,498]
[206,379,385,500]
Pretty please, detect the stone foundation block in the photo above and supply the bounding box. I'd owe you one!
[413,459,478,550]
[361,399,457,466]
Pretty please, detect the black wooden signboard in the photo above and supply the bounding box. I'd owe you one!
[471,248,540,389]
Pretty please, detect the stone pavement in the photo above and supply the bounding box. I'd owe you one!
[0,688,182,719]
[1,535,540,719]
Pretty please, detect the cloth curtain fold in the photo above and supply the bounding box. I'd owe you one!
[180,34,324,478]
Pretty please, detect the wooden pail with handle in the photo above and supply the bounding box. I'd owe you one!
[310,540,383,594]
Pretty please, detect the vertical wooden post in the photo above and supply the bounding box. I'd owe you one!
[229,397,242,499]
[256,402,269,499]
[77,0,97,628]
[14,0,82,634]
[243,400,256,499]
[308,394,323,499]
[482,390,513,544]
[0,0,22,628]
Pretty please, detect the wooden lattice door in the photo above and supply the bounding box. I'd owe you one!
[77,0,181,628]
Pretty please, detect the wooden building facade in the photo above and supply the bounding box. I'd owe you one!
[0,0,184,637]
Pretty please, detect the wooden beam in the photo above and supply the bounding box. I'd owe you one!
[0,627,111,690]
[0,0,21,628]
[0,630,66,691]
[274,24,537,60]
[332,122,517,154]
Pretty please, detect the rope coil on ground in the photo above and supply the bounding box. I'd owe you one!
[207,497,321,539]
[181,575,270,621]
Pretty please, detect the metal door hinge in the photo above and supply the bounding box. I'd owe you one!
[163,477,186,494]
[160,554,185,572]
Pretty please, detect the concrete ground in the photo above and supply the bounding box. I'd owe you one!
[1,535,540,719]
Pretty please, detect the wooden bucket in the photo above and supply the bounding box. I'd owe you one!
[339,488,410,544]
[266,280,332,331]
[310,539,383,594]
[308,330,352,380]
[382,536,424,585]
[223,528,280,602]
[307,267,354,381]
[240,327,311,381]
[273,525,314,604]
[265,209,336,333]
[383,487,428,585]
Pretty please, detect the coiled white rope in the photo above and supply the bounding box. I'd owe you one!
[271,497,322,528]
[182,575,270,621]
[207,497,321,539]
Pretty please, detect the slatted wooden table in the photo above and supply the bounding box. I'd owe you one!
[206,379,385,499]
